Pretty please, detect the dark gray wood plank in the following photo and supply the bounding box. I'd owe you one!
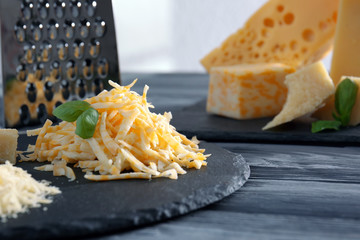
[218,142,360,183]
[101,212,360,240]
[208,179,360,219]
[98,179,360,240]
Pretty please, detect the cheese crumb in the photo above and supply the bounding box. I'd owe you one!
[0,161,61,222]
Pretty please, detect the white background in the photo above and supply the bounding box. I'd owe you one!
[112,0,332,73]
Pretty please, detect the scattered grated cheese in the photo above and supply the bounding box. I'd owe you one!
[21,79,210,181]
[0,161,61,222]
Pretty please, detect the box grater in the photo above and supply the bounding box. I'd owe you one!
[0,0,120,128]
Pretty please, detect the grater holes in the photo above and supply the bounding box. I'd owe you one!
[82,59,94,80]
[86,0,97,17]
[70,0,82,18]
[47,19,59,40]
[94,17,106,37]
[64,20,76,39]
[14,21,27,43]
[37,0,50,20]
[54,0,66,19]
[21,0,34,21]
[97,58,108,78]
[79,19,91,38]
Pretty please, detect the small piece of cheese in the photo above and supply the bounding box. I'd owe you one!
[201,0,339,72]
[0,129,19,164]
[207,63,295,119]
[314,76,360,126]
[330,0,360,85]
[263,61,335,130]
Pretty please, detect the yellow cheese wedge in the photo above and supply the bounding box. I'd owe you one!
[207,63,295,119]
[314,76,360,126]
[263,61,335,130]
[201,0,339,72]
[330,0,360,85]
[0,129,19,164]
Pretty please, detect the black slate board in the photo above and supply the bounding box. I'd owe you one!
[0,135,250,240]
[171,99,360,145]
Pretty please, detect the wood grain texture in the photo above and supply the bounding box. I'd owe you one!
[96,74,360,239]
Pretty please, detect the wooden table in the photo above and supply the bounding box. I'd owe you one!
[101,73,360,240]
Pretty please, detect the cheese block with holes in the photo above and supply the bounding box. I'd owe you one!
[314,76,360,126]
[207,63,295,119]
[201,0,339,72]
[0,129,19,164]
[263,61,335,130]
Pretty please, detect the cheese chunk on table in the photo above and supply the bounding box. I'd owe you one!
[263,61,334,130]
[330,0,360,85]
[201,0,339,72]
[314,76,360,126]
[0,129,19,164]
[207,63,295,119]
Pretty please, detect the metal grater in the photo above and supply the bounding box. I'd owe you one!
[0,0,120,128]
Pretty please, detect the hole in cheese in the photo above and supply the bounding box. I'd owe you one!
[257,40,264,47]
[277,5,284,12]
[264,18,275,28]
[332,11,337,22]
[284,13,294,24]
[302,29,315,42]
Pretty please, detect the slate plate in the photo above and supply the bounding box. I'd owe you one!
[171,99,360,145]
[0,134,250,240]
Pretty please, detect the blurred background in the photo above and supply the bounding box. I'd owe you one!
[112,0,333,73]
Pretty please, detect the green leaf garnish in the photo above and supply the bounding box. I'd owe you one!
[75,108,99,139]
[311,120,342,133]
[334,78,358,126]
[312,78,358,133]
[53,101,91,122]
[52,100,99,139]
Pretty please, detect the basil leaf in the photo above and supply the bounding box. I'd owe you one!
[53,101,91,122]
[311,120,342,133]
[75,108,99,139]
[334,78,358,126]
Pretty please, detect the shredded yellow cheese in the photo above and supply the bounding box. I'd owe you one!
[22,80,210,181]
[0,161,61,222]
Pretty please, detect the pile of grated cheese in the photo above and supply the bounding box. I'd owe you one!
[0,161,61,222]
[21,80,210,181]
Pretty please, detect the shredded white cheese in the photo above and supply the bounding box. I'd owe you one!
[0,161,61,222]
